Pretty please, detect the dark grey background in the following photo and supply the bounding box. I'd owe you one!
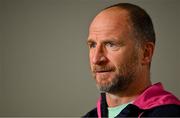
[0,0,179,116]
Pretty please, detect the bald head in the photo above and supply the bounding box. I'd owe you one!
[89,7,135,44]
[90,7,130,31]
[89,3,155,45]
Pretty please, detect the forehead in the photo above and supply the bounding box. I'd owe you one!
[90,8,130,30]
[88,8,133,42]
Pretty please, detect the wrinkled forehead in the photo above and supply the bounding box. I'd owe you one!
[89,8,132,35]
[89,8,130,30]
[88,8,133,41]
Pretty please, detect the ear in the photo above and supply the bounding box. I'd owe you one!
[141,42,155,65]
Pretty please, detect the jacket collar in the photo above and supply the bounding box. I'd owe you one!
[133,82,180,109]
[96,82,180,118]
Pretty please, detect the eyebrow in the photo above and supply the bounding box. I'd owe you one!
[87,39,93,42]
[87,38,123,44]
[87,39,95,44]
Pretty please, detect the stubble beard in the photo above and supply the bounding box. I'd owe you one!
[93,49,139,94]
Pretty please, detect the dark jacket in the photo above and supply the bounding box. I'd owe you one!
[84,83,180,117]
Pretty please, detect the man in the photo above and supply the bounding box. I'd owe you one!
[84,3,180,117]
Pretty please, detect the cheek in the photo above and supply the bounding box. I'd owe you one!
[107,51,131,68]
[89,51,94,67]
[89,51,93,62]
[107,53,124,64]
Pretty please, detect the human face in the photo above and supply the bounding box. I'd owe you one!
[87,9,141,93]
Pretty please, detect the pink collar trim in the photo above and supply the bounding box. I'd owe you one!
[96,83,180,117]
[97,96,101,118]
[133,82,180,109]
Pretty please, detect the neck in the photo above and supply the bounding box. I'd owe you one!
[106,76,151,107]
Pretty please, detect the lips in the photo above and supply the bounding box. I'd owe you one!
[92,66,115,74]
[93,68,114,73]
[95,70,112,73]
[94,70,113,79]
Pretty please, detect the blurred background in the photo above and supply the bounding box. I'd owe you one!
[0,0,179,116]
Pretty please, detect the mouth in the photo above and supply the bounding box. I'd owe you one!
[94,70,113,73]
[92,66,115,75]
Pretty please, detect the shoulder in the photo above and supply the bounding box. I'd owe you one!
[82,108,98,117]
[143,104,180,117]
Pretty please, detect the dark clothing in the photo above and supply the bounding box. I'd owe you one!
[84,83,180,117]
[84,104,180,117]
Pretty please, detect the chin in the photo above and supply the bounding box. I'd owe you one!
[96,77,113,87]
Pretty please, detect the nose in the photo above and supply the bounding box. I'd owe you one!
[92,45,107,65]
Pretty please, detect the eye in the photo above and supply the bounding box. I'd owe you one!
[88,42,96,49]
[106,42,116,47]
[105,42,120,51]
